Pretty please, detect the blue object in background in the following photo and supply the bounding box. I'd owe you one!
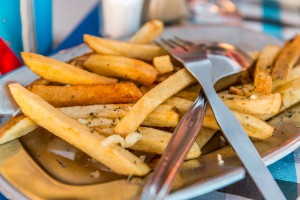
[0,0,52,57]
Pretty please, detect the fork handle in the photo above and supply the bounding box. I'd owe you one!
[195,69,286,200]
[140,91,207,200]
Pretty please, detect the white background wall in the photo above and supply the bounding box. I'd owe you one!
[52,0,98,47]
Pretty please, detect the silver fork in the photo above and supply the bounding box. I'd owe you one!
[140,38,286,200]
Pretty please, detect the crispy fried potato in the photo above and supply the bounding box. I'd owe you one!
[84,34,166,61]
[272,65,300,91]
[28,82,143,107]
[142,104,179,127]
[196,128,218,149]
[21,52,117,85]
[130,20,164,44]
[59,104,132,119]
[254,73,273,95]
[0,115,38,144]
[203,111,274,139]
[174,84,201,101]
[219,93,282,116]
[254,45,280,95]
[83,54,158,86]
[164,97,193,116]
[114,69,196,136]
[131,127,200,159]
[8,83,150,176]
[254,45,280,77]
[272,35,300,80]
[153,55,174,74]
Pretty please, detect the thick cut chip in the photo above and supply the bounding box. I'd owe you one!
[21,52,117,85]
[84,34,166,61]
[272,35,300,80]
[8,83,150,176]
[130,20,164,44]
[83,54,158,86]
[114,68,196,136]
[28,82,143,107]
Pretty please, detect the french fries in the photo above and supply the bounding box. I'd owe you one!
[219,93,282,116]
[2,22,300,180]
[253,45,280,95]
[84,34,166,61]
[272,35,300,80]
[131,127,200,159]
[153,55,174,74]
[28,82,143,107]
[0,115,37,145]
[83,54,158,86]
[130,20,164,44]
[8,83,150,176]
[21,52,117,85]
[114,68,196,136]
[203,111,274,139]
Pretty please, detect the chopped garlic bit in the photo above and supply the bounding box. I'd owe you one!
[217,153,224,166]
[90,170,100,178]
[101,134,125,147]
[139,155,146,162]
[124,132,143,148]
[250,94,258,99]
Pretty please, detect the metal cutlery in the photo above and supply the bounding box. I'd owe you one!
[141,38,286,200]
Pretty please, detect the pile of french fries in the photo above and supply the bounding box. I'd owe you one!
[1,20,300,177]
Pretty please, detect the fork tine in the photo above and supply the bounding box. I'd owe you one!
[168,38,188,51]
[174,36,195,47]
[155,38,174,51]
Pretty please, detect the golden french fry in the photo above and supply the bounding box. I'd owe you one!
[219,93,282,116]
[75,104,179,128]
[8,83,150,176]
[174,84,201,101]
[153,55,174,74]
[254,73,273,95]
[28,82,143,107]
[59,104,132,119]
[114,68,196,136]
[254,45,280,77]
[21,52,117,85]
[164,97,193,116]
[254,45,280,95]
[142,104,179,127]
[272,35,300,80]
[203,111,274,139]
[0,115,38,144]
[84,34,166,61]
[274,78,300,112]
[83,54,158,86]
[272,65,300,91]
[196,128,218,149]
[130,20,164,44]
[94,127,201,160]
[131,127,200,159]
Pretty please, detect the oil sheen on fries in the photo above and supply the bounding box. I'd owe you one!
[21,52,117,85]
[8,83,150,176]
